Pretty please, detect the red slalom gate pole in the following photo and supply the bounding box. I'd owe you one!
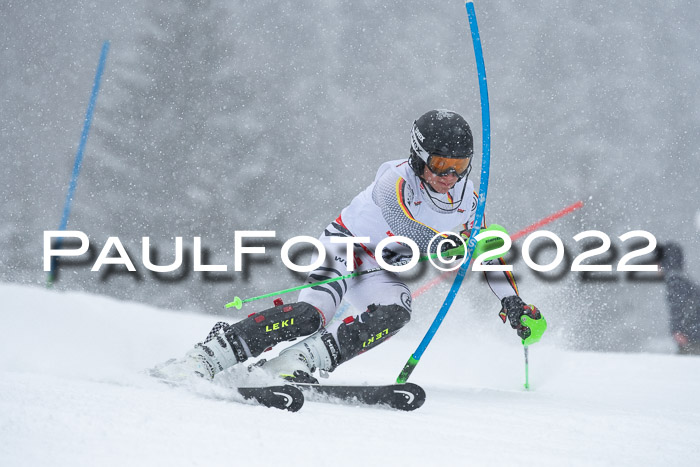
[412,200,584,299]
[509,200,584,241]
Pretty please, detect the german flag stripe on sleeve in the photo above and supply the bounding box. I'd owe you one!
[498,257,519,295]
[395,178,441,235]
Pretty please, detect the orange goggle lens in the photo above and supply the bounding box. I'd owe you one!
[427,155,471,177]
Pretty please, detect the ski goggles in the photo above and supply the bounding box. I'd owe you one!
[426,154,472,178]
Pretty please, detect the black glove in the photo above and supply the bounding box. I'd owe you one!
[499,295,542,340]
[439,234,467,260]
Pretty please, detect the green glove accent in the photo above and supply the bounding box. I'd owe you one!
[471,224,508,261]
[520,314,547,346]
[442,243,465,259]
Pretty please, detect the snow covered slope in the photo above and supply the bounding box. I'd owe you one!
[1,283,698,467]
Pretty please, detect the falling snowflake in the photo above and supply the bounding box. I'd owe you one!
[435,109,456,120]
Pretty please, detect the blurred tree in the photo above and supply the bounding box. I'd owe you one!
[90,0,259,239]
[74,0,270,307]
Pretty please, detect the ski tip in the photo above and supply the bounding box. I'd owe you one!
[275,386,304,412]
[238,385,305,412]
[392,382,426,411]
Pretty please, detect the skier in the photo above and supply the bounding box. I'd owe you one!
[658,242,700,355]
[159,109,547,384]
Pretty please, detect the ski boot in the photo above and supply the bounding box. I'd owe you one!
[152,302,324,382]
[257,329,342,384]
[151,322,241,382]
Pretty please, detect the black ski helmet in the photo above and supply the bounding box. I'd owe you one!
[408,109,474,179]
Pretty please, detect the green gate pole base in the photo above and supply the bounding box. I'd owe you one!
[396,355,420,384]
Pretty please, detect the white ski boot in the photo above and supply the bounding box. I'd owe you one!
[259,330,340,384]
[152,323,242,382]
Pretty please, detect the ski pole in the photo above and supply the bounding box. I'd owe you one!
[225,266,384,310]
[397,0,491,384]
[224,244,466,310]
[523,345,530,390]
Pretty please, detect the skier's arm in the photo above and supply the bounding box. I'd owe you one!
[458,198,519,302]
[372,176,445,253]
[461,194,546,344]
[487,256,545,345]
[482,258,519,300]
[460,228,518,300]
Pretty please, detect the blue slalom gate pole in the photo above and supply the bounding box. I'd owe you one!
[397,1,491,383]
[47,40,110,285]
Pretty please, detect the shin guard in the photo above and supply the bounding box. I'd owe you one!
[335,304,411,365]
[224,302,323,362]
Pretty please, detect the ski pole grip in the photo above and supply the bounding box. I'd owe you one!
[396,355,420,384]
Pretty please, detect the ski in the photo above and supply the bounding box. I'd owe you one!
[237,385,304,412]
[148,362,304,412]
[292,382,426,411]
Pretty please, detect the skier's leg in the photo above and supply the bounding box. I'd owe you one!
[165,222,354,381]
[155,301,326,382]
[258,221,383,381]
[262,269,412,380]
[293,220,366,324]
[328,270,413,364]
